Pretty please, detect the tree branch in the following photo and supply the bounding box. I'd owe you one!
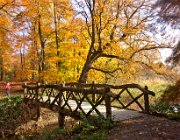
[130,45,171,59]
[100,53,127,61]
[90,67,123,74]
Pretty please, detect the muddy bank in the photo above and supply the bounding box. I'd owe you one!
[14,108,59,137]
[6,108,79,139]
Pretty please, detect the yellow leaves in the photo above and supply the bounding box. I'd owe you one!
[0,0,167,84]
[88,69,105,83]
[0,14,10,54]
[0,15,9,26]
[41,24,53,34]
[0,0,12,6]
[122,27,140,35]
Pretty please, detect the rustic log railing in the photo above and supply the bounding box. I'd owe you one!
[64,82,155,112]
[23,82,155,127]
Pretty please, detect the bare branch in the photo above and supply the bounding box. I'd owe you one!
[134,60,168,76]
[110,0,122,41]
[130,45,172,59]
[129,0,145,20]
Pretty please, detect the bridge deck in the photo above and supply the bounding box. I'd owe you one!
[41,96,143,121]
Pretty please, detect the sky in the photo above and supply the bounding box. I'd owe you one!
[159,28,180,63]
[160,48,172,62]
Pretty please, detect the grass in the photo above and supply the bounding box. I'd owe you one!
[40,116,113,140]
[71,116,113,140]
[150,103,180,120]
[41,128,67,140]
[0,96,23,134]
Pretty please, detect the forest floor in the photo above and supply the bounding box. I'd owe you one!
[106,114,180,140]
[18,109,180,140]
[13,106,180,140]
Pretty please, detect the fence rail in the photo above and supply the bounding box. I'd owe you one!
[23,82,155,127]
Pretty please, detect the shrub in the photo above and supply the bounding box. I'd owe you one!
[71,116,113,140]
[160,79,180,104]
[150,102,180,120]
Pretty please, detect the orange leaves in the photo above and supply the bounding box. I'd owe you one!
[0,0,172,83]
[0,15,9,27]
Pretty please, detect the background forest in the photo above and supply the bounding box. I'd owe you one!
[0,0,179,84]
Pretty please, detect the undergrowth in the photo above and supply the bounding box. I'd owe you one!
[41,116,113,140]
[160,79,180,103]
[150,103,180,120]
[0,96,36,138]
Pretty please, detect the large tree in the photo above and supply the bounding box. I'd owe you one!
[75,0,169,83]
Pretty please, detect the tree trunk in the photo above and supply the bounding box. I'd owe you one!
[78,0,102,83]
[78,51,101,83]
[53,2,61,75]
[20,43,24,81]
[78,60,92,83]
[0,56,3,81]
[38,14,45,83]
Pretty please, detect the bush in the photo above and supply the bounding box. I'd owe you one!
[71,116,113,140]
[0,96,38,138]
[160,79,180,104]
[150,102,180,120]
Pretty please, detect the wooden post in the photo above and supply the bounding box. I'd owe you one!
[23,83,27,98]
[63,81,67,99]
[105,87,111,119]
[63,81,66,86]
[144,86,149,113]
[36,83,40,119]
[92,81,95,103]
[58,85,65,128]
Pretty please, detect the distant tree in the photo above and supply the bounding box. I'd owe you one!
[166,41,180,66]
[155,0,180,103]
[154,0,180,66]
[0,0,15,81]
[154,0,180,27]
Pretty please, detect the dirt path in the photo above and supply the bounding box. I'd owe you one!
[106,114,180,140]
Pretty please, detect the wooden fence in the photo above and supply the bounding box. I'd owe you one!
[23,82,155,127]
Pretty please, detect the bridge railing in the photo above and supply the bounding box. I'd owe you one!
[23,83,113,121]
[108,84,155,113]
[23,82,155,127]
[64,82,155,113]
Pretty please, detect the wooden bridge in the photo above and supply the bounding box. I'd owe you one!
[23,82,155,127]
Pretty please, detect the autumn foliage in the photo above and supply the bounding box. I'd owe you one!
[0,0,177,84]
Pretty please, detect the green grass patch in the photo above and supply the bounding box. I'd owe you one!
[71,116,113,140]
[41,128,68,140]
[150,103,180,120]
[40,116,113,140]
[0,96,22,128]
